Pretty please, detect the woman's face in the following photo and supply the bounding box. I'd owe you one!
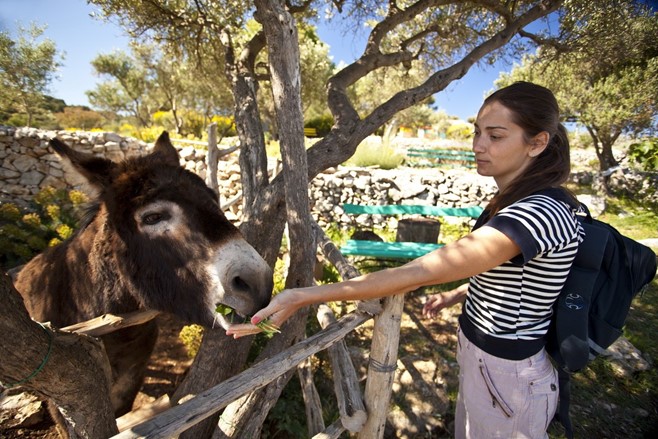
[472,101,543,191]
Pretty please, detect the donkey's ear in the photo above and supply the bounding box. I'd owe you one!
[151,131,181,167]
[49,138,116,189]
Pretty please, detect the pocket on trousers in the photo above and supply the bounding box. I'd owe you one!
[528,368,558,396]
[479,363,514,418]
[528,366,559,433]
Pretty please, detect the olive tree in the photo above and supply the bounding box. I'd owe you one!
[496,4,658,172]
[0,23,62,127]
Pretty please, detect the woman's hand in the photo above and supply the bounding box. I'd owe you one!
[421,284,468,319]
[226,288,303,339]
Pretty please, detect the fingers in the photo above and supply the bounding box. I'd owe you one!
[225,322,261,339]
[250,307,273,325]
[422,295,443,319]
[226,298,286,339]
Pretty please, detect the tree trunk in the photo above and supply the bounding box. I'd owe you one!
[173,331,255,439]
[215,1,317,436]
[586,125,620,172]
[206,122,220,198]
[0,273,118,439]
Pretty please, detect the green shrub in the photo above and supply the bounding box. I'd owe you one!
[0,187,88,270]
[304,114,334,137]
[628,137,658,171]
[178,324,204,358]
[344,140,405,169]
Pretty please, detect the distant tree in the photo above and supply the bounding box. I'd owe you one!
[0,23,63,127]
[432,109,456,137]
[54,106,105,130]
[87,49,155,127]
[42,95,66,114]
[496,5,658,171]
[88,42,236,136]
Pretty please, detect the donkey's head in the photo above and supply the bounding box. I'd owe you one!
[49,132,273,328]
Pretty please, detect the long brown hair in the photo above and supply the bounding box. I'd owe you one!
[482,81,576,215]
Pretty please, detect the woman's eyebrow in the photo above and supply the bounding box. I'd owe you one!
[474,122,509,131]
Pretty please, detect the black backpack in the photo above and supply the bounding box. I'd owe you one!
[542,190,657,438]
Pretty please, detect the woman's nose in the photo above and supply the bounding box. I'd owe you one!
[472,138,485,153]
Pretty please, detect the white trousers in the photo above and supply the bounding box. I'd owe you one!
[454,328,559,439]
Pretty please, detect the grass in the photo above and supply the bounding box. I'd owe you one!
[598,196,658,241]
[343,139,405,169]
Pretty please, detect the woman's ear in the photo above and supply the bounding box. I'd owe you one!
[529,131,550,157]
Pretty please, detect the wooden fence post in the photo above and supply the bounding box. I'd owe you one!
[358,293,404,438]
[205,123,219,200]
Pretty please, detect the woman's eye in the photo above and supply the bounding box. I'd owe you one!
[142,212,168,225]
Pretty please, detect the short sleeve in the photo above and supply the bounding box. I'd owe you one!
[485,195,581,265]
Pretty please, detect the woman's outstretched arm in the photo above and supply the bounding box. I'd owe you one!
[226,225,520,338]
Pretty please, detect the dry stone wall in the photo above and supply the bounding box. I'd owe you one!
[0,128,498,232]
[311,167,496,231]
[12,128,656,232]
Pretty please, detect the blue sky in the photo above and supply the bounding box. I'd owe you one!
[8,0,654,121]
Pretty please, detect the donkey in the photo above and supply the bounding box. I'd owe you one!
[13,131,273,416]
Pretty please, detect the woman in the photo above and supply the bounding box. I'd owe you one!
[228,81,583,438]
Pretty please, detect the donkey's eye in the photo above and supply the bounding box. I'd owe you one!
[142,212,169,225]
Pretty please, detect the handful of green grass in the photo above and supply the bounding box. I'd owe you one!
[215,304,280,334]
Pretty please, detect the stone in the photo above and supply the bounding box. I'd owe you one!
[20,170,45,186]
[179,146,196,160]
[104,132,123,143]
[12,155,38,172]
[0,168,20,178]
[104,141,121,151]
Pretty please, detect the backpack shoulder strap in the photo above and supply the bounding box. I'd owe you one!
[553,220,609,371]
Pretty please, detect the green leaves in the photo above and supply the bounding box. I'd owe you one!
[215,304,280,334]
[628,138,658,172]
[255,319,281,334]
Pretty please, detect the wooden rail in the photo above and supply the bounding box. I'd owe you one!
[112,310,372,438]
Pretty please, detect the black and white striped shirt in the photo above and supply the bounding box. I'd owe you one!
[463,194,584,341]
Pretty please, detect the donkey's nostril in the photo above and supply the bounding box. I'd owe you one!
[232,276,250,293]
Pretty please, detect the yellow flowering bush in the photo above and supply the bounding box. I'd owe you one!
[0,187,88,270]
